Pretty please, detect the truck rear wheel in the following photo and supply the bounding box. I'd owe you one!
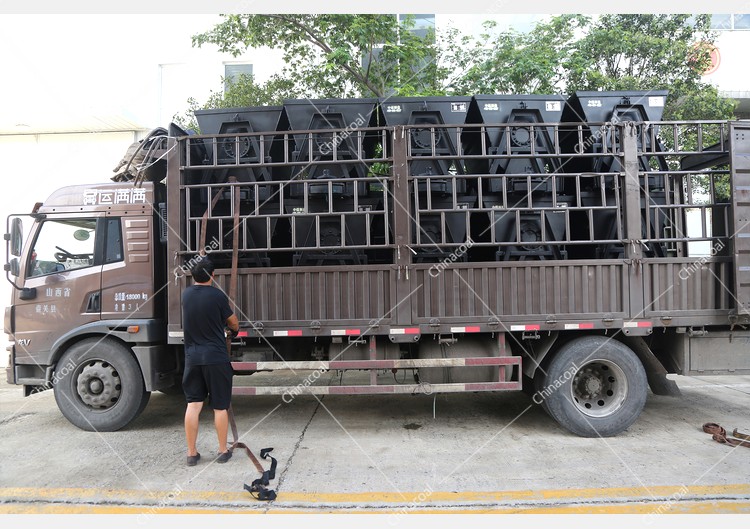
[53,338,150,431]
[541,336,647,437]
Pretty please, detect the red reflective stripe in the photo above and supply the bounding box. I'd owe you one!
[465,382,520,391]
[390,327,420,335]
[231,362,257,370]
[346,329,361,335]
[579,323,595,329]
[510,324,540,331]
[236,331,248,337]
[274,330,304,337]
[231,387,257,395]
[465,357,518,366]
[450,326,482,333]
[624,321,653,328]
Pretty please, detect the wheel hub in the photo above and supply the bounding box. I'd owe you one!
[76,361,122,409]
[583,374,602,396]
[571,360,628,418]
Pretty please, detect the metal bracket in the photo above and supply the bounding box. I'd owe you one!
[438,335,457,345]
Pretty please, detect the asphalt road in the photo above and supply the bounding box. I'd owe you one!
[0,372,749,516]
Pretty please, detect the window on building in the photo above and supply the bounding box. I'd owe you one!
[363,14,436,69]
[399,14,435,39]
[710,14,733,29]
[710,14,750,29]
[733,14,750,29]
[224,63,253,91]
[362,46,384,70]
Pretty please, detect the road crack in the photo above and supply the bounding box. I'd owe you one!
[264,391,325,512]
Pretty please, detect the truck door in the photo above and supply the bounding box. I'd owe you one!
[13,216,103,363]
[99,215,154,320]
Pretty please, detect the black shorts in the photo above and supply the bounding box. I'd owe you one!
[182,363,234,410]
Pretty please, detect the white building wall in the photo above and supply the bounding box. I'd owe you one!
[703,30,750,115]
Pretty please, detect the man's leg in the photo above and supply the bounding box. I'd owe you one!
[185,401,203,456]
[206,362,233,456]
[214,408,229,454]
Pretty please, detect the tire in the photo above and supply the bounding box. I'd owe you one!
[541,336,648,437]
[532,369,552,416]
[53,338,150,432]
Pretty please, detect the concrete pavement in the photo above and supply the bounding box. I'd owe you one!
[0,373,748,515]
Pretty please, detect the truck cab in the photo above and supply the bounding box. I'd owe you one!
[4,181,173,431]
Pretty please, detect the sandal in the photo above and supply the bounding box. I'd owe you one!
[187,453,201,466]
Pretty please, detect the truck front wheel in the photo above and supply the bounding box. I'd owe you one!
[53,338,150,431]
[541,336,647,437]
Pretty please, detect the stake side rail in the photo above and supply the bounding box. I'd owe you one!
[166,120,739,339]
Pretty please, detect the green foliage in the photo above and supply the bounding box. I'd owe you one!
[192,14,440,99]
[443,15,588,95]
[185,14,738,128]
[562,14,735,121]
[173,74,296,131]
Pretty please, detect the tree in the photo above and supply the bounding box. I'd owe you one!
[186,13,737,125]
[443,15,588,95]
[192,14,441,100]
[563,14,735,121]
[440,14,735,121]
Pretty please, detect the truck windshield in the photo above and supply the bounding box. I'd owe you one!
[28,219,97,277]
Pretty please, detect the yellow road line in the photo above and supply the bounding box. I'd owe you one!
[1,500,749,515]
[2,484,749,506]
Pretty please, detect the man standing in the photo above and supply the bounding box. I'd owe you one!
[182,256,239,466]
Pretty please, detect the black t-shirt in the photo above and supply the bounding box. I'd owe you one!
[182,284,234,367]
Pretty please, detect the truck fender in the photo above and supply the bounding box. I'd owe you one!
[49,319,166,366]
[618,336,682,397]
[520,331,560,379]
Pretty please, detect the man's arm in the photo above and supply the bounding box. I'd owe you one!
[226,314,239,334]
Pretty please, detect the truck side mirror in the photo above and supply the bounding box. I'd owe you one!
[3,258,34,298]
[9,217,23,257]
[5,258,19,277]
[19,287,37,301]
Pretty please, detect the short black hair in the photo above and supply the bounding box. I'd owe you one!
[190,256,214,283]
